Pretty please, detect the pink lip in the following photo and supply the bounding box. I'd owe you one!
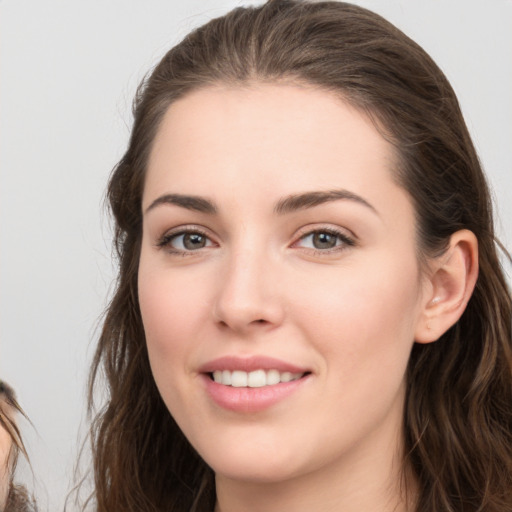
[198,356,311,413]
[201,375,310,413]
[199,355,308,374]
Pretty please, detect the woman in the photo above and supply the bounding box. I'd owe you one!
[0,381,17,510]
[85,1,512,511]
[0,382,37,512]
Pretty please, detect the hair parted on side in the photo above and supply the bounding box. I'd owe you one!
[85,1,512,511]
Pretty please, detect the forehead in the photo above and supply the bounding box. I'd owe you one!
[144,83,405,216]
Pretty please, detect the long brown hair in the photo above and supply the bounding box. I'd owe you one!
[86,1,512,510]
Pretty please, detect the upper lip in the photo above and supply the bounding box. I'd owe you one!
[198,355,309,374]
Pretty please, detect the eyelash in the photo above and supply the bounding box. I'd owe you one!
[293,227,355,254]
[156,226,355,256]
[156,226,214,255]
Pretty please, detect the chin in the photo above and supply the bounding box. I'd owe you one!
[196,434,313,485]
[211,459,300,485]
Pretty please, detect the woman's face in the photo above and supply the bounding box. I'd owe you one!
[139,84,428,486]
[0,405,14,508]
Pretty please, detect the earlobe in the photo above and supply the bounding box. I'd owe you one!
[415,229,479,344]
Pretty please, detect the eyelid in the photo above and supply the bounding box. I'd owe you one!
[156,224,218,253]
[154,223,356,255]
[291,224,357,252]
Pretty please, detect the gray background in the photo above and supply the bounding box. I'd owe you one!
[1,1,511,510]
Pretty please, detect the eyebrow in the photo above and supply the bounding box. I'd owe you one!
[144,189,377,216]
[274,189,378,216]
[145,193,217,215]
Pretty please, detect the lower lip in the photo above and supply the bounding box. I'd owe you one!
[201,374,309,413]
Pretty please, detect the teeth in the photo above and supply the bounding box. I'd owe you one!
[222,370,232,385]
[280,372,293,383]
[231,370,248,387]
[266,369,280,385]
[211,369,304,387]
[248,369,266,388]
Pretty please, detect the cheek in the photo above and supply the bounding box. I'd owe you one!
[138,258,215,373]
[138,265,182,364]
[0,429,12,466]
[288,257,421,448]
[291,251,421,375]
[138,264,205,421]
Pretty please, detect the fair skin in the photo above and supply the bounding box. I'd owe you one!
[0,406,14,510]
[138,83,477,512]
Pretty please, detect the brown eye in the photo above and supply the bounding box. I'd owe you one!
[182,233,207,250]
[295,229,355,252]
[158,230,214,252]
[312,232,337,249]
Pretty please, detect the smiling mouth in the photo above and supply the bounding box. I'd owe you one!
[209,369,309,388]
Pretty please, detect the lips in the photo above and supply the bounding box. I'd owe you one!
[199,356,311,412]
[199,355,308,374]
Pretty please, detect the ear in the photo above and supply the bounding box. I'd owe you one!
[415,229,479,344]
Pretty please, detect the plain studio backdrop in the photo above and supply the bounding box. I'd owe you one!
[1,0,511,509]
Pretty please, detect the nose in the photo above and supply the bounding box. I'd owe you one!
[212,247,284,334]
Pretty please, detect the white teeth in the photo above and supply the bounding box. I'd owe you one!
[266,369,280,385]
[211,369,304,387]
[248,369,266,388]
[222,369,232,385]
[231,370,248,387]
[280,372,293,383]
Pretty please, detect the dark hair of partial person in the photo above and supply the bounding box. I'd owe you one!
[83,1,512,511]
[0,381,25,477]
[0,381,37,512]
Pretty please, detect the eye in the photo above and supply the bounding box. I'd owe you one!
[294,229,355,252]
[157,228,215,253]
